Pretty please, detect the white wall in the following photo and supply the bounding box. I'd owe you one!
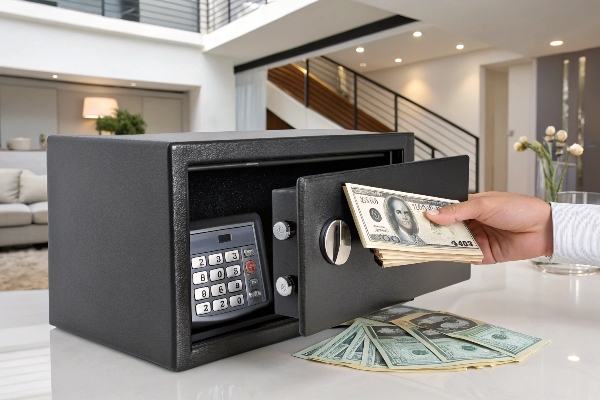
[0,5,235,133]
[266,81,341,129]
[0,76,189,148]
[0,85,57,149]
[506,62,537,196]
[365,49,524,137]
[364,48,534,191]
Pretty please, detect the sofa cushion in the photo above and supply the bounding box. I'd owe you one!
[0,168,22,204]
[28,202,48,225]
[0,203,32,227]
[19,170,48,204]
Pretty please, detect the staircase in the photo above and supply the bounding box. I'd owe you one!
[268,57,479,192]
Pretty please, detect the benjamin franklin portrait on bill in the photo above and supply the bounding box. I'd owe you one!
[383,196,426,245]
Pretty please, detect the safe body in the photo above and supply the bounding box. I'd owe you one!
[47,130,470,371]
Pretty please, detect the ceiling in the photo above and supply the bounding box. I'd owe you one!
[324,22,491,73]
[354,0,600,58]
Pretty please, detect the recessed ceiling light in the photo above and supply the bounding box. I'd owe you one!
[567,355,580,362]
[131,83,137,86]
[359,63,367,67]
[395,58,402,63]
[413,31,422,37]
[550,40,564,46]
[456,44,464,50]
[356,47,364,53]
[52,74,58,79]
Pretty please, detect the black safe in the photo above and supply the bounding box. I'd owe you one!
[47,130,471,371]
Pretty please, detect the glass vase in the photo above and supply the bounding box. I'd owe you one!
[531,191,600,275]
[535,160,576,201]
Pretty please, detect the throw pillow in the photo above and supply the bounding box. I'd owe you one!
[0,168,22,204]
[19,170,48,204]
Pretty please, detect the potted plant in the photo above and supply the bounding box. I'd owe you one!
[96,109,147,135]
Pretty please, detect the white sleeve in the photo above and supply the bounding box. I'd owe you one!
[550,202,600,266]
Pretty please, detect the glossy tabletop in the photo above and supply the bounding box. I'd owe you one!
[1,261,599,399]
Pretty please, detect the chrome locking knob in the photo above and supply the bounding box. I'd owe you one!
[320,219,351,265]
[276,276,295,297]
[273,221,295,240]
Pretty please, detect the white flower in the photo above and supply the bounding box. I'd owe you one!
[545,126,556,136]
[556,130,568,142]
[544,135,554,142]
[519,136,528,144]
[513,142,525,152]
[568,143,584,156]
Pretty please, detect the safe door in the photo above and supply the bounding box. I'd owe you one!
[273,156,471,336]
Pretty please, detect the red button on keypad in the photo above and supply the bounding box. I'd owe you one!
[245,260,257,274]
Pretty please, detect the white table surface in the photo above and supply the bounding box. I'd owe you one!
[1,261,599,400]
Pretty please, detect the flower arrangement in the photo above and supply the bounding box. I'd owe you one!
[514,126,584,202]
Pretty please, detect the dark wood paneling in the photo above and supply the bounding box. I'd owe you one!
[537,47,600,192]
[268,64,392,133]
[267,109,294,130]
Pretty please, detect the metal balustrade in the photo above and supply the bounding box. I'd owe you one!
[281,57,480,192]
[23,0,275,33]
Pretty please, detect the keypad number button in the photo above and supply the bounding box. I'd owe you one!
[226,265,241,278]
[230,294,245,308]
[210,283,226,297]
[225,250,240,262]
[208,253,224,265]
[209,268,225,281]
[228,280,243,293]
[196,302,211,315]
[191,256,206,269]
[213,298,228,311]
[192,271,208,285]
[194,287,210,300]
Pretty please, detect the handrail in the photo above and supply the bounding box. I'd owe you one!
[321,56,477,140]
[269,57,480,192]
[23,0,275,33]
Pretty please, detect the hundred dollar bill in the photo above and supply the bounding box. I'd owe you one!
[310,320,373,363]
[292,336,337,360]
[340,327,366,364]
[363,324,445,369]
[394,321,513,365]
[393,312,551,359]
[362,304,433,323]
[361,336,389,369]
[357,336,466,372]
[343,183,482,255]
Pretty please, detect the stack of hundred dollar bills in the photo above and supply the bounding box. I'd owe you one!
[293,305,550,372]
[343,183,484,267]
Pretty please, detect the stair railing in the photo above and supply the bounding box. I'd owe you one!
[297,56,479,192]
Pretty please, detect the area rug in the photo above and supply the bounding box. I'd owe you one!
[0,247,48,291]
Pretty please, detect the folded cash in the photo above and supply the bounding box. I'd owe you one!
[293,304,550,373]
[343,183,483,267]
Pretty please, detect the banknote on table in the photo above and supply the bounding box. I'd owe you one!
[393,320,514,366]
[392,311,551,359]
[343,183,483,266]
[293,309,549,372]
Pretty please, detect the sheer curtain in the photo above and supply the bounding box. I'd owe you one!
[236,68,267,131]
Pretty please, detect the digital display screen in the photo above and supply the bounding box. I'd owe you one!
[218,234,232,243]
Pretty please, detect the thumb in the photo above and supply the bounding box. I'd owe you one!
[425,201,483,226]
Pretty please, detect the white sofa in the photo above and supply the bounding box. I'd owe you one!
[0,168,48,247]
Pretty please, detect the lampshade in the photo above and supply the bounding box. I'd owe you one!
[82,97,119,119]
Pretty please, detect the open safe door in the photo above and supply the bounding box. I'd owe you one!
[273,156,472,336]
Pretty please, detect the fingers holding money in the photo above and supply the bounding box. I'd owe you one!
[425,192,554,263]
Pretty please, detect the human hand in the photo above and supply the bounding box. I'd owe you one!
[425,191,553,264]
